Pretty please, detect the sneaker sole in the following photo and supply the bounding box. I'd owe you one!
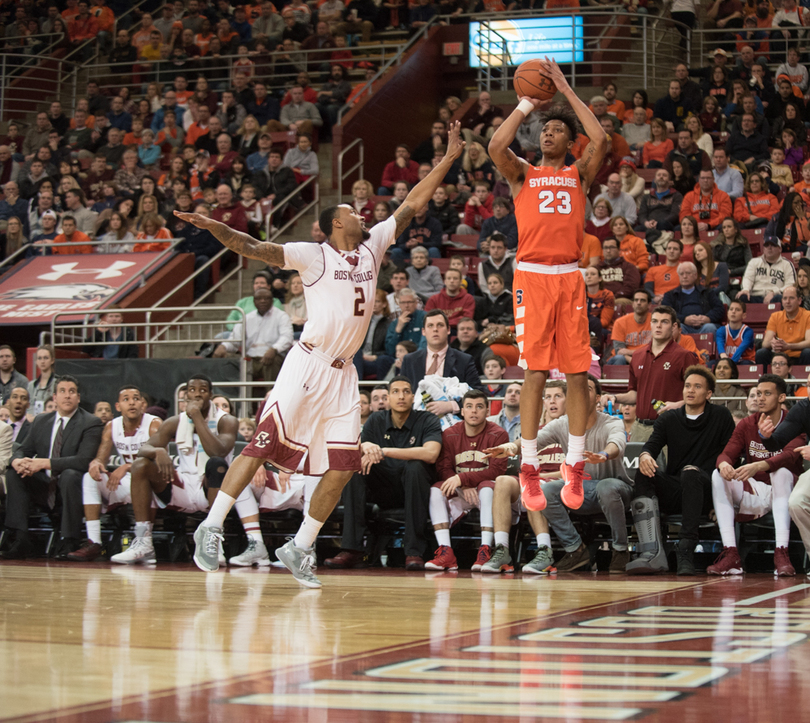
[192,528,220,573]
[425,562,458,570]
[522,564,555,575]
[481,563,514,573]
[556,559,590,572]
[560,488,584,510]
[471,563,490,572]
[276,546,322,589]
[776,569,796,576]
[707,568,743,575]
[111,555,156,565]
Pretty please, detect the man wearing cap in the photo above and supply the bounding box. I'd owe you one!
[665,128,712,178]
[755,285,810,365]
[738,236,797,303]
[712,147,744,200]
[689,48,731,82]
[247,132,274,173]
[653,80,695,133]
[31,209,58,251]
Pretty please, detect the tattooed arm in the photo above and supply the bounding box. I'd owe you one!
[537,58,607,192]
[393,121,466,237]
[173,211,286,266]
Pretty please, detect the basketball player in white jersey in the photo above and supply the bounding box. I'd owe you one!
[111,374,258,565]
[175,122,465,588]
[66,386,161,562]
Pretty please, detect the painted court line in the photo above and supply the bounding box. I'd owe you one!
[734,584,810,607]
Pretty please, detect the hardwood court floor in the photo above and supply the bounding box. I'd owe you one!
[2,562,810,722]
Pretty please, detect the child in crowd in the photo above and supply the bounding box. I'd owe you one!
[483,356,506,416]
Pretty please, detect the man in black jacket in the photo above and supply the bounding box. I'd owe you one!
[175,202,225,298]
[635,168,683,243]
[254,149,301,213]
[83,309,139,359]
[627,366,735,575]
[1,375,103,559]
[400,310,484,402]
[662,262,725,334]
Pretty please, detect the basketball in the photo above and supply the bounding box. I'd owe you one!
[513,59,557,101]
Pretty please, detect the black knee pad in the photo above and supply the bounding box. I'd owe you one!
[204,457,229,488]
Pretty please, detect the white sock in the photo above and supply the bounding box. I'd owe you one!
[481,531,494,546]
[521,437,538,468]
[711,470,740,548]
[494,531,510,547]
[134,521,153,539]
[204,491,236,528]
[771,469,793,548]
[293,514,323,550]
[86,519,101,545]
[429,486,450,526]
[234,485,259,519]
[243,521,263,543]
[537,532,551,549]
[566,434,586,466]
[435,528,451,546]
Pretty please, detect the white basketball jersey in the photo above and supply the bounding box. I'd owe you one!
[111,413,159,463]
[283,215,397,361]
[176,405,233,477]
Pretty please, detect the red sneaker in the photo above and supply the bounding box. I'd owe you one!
[425,545,458,571]
[471,544,493,571]
[560,461,589,510]
[520,464,546,511]
[707,546,743,575]
[774,547,796,576]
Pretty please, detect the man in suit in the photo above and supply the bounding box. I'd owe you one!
[400,310,484,418]
[5,386,31,445]
[1,375,103,559]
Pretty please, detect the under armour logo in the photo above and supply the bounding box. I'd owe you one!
[38,261,137,282]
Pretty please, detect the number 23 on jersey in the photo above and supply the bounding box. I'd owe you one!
[538,190,572,215]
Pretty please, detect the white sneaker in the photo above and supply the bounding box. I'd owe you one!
[229,538,271,567]
[111,536,156,565]
[219,540,227,566]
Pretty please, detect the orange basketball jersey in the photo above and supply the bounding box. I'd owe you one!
[514,163,586,266]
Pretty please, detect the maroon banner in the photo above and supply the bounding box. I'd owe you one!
[0,253,164,325]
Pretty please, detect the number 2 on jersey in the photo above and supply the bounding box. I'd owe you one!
[537,190,572,215]
[353,287,365,317]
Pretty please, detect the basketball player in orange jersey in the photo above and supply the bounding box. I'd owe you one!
[488,58,607,512]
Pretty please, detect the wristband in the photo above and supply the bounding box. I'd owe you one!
[599,450,609,460]
[517,99,535,117]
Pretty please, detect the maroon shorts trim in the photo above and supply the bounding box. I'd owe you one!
[241,401,308,474]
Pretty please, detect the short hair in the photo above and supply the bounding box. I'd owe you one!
[666,238,684,252]
[318,205,339,238]
[358,388,371,402]
[677,261,697,275]
[545,379,567,394]
[772,352,791,366]
[492,196,511,210]
[411,245,428,257]
[62,214,76,224]
[0,344,15,357]
[457,316,476,327]
[187,372,212,390]
[391,269,408,279]
[444,267,462,280]
[685,365,716,393]
[486,355,506,369]
[56,374,80,393]
[759,372,788,397]
[253,270,271,283]
[473,180,490,191]
[461,389,488,406]
[633,288,652,302]
[651,305,677,324]
[117,385,143,396]
[388,375,412,392]
[423,308,449,328]
[488,233,506,246]
[729,298,746,312]
[398,340,418,353]
[239,416,257,430]
[587,373,602,395]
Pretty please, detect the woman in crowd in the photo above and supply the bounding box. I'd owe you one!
[134,194,162,233]
[99,210,136,253]
[460,141,495,186]
[146,83,163,113]
[354,289,393,380]
[686,115,714,158]
[699,95,722,135]
[766,191,810,253]
[610,215,649,272]
[642,118,674,168]
[622,89,652,123]
[212,394,234,414]
[585,197,614,242]
[714,358,747,414]
[133,212,173,252]
[679,214,700,262]
[670,157,695,196]
[770,100,804,145]
[733,172,780,228]
[478,273,513,327]
[27,344,57,417]
[158,156,189,196]
[221,155,250,197]
[351,179,375,224]
[235,115,262,157]
[1,216,28,259]
[797,263,810,309]
[711,216,752,278]
[371,201,391,227]
[694,241,730,294]
[781,128,804,168]
[701,65,731,108]
[284,273,308,336]
[619,159,645,207]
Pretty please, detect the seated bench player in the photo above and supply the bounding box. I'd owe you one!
[424,389,509,571]
[67,386,161,561]
[110,374,258,565]
[709,373,804,576]
[485,375,632,573]
[481,380,567,574]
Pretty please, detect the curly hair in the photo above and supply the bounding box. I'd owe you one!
[539,104,581,142]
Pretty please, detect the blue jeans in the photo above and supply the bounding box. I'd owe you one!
[541,478,633,552]
[607,354,630,365]
[353,350,395,380]
[390,246,440,266]
[681,323,717,335]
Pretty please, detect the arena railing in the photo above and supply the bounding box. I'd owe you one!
[145,173,320,351]
[337,138,363,203]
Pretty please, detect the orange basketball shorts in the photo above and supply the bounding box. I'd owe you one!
[513,266,591,374]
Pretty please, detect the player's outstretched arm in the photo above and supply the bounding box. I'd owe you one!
[392,120,466,237]
[488,97,541,192]
[174,211,286,267]
[538,58,606,190]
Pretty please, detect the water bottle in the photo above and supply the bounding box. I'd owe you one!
[651,399,666,412]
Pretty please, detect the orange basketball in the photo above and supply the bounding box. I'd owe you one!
[513,60,557,101]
